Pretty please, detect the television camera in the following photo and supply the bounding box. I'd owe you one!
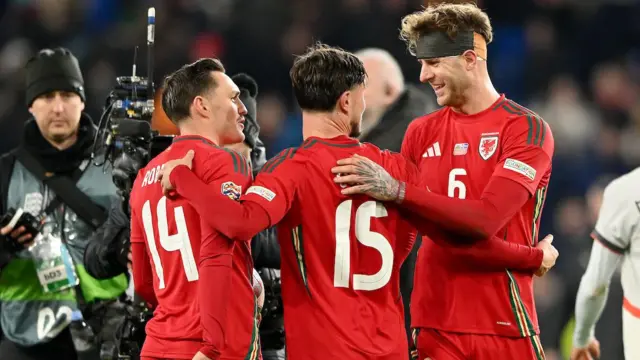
[91,7,172,205]
[89,8,165,359]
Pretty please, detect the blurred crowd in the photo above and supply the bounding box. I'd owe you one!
[1,0,639,358]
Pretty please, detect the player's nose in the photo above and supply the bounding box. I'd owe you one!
[419,63,434,83]
[238,99,248,115]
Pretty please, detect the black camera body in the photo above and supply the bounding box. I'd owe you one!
[93,74,173,203]
[0,208,41,253]
[258,268,285,351]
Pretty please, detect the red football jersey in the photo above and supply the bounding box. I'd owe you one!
[402,95,554,338]
[129,135,260,360]
[242,136,415,359]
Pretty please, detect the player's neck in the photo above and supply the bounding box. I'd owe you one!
[302,112,351,140]
[453,79,500,115]
[178,123,221,145]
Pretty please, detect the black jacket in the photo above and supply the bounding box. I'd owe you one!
[360,85,437,345]
[0,115,98,271]
[251,158,280,269]
[83,198,130,279]
[0,150,17,271]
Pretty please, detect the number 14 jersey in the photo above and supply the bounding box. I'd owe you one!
[241,136,416,360]
[402,95,554,337]
[129,135,259,360]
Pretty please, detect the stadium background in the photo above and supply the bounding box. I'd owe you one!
[0,0,638,358]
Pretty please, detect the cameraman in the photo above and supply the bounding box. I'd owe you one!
[227,74,284,360]
[0,48,128,360]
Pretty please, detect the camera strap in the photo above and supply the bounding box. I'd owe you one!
[16,148,107,229]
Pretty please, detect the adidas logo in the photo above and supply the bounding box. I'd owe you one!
[422,142,441,158]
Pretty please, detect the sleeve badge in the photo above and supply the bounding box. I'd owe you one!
[221,181,243,201]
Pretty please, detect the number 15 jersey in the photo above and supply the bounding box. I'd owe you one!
[241,135,416,360]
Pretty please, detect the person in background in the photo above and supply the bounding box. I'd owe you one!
[0,47,127,360]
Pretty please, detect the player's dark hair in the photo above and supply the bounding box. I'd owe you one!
[161,58,226,125]
[290,43,367,112]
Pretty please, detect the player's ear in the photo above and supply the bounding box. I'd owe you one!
[337,90,350,115]
[192,95,209,118]
[461,50,478,70]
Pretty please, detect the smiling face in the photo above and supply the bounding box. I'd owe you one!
[419,56,472,108]
[206,71,247,146]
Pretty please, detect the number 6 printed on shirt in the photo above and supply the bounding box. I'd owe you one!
[142,196,198,289]
[448,168,467,200]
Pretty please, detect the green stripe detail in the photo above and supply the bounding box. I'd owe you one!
[531,187,547,245]
[302,138,360,148]
[534,116,543,146]
[506,271,537,337]
[291,225,311,297]
[492,98,506,111]
[506,270,526,337]
[529,335,545,360]
[303,139,317,149]
[244,298,261,360]
[0,259,126,302]
[410,328,420,360]
[262,148,297,174]
[506,100,547,148]
[539,121,547,147]
[222,149,240,173]
[526,115,534,145]
[240,153,248,176]
[501,102,523,115]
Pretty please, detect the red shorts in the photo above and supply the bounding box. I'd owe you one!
[410,328,545,360]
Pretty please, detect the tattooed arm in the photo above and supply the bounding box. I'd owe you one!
[332,154,529,240]
[336,154,403,202]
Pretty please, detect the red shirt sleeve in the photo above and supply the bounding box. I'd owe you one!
[492,115,554,195]
[396,117,544,266]
[170,150,271,241]
[241,148,302,226]
[130,206,158,307]
[198,243,233,360]
[399,115,554,240]
[401,210,542,271]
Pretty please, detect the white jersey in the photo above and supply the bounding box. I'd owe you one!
[574,168,640,358]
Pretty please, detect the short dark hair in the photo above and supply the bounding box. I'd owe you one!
[161,58,226,124]
[290,43,366,112]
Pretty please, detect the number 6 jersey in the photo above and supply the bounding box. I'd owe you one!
[129,135,259,360]
[401,94,555,338]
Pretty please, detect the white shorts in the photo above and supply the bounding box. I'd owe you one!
[623,306,640,360]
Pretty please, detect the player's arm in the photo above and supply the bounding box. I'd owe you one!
[573,180,634,348]
[336,116,554,241]
[167,150,271,241]
[389,150,544,271]
[129,206,157,307]
[169,149,299,240]
[399,199,543,271]
[197,216,235,360]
